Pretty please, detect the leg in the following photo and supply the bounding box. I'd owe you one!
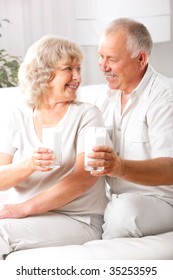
[102,193,173,239]
[0,212,103,259]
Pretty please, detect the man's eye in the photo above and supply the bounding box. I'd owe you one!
[109,58,118,63]
[98,55,104,61]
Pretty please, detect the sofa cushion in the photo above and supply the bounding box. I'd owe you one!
[6,231,173,260]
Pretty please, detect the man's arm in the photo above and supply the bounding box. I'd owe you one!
[87,145,173,186]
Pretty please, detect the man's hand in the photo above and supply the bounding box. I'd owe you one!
[86,145,124,177]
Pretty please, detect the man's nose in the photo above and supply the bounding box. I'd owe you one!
[99,59,110,72]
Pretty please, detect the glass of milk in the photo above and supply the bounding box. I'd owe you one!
[42,124,62,168]
[84,127,107,171]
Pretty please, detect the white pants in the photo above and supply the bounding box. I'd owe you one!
[0,212,103,260]
[102,193,173,239]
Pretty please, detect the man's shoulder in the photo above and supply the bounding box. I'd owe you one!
[145,66,173,101]
[155,72,173,88]
[152,74,173,102]
[148,65,172,90]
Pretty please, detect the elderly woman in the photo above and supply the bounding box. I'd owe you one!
[0,35,108,259]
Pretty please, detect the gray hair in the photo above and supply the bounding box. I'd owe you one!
[18,35,83,107]
[104,18,153,58]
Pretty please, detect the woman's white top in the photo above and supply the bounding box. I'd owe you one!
[0,101,109,216]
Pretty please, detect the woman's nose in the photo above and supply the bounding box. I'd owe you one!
[72,70,81,80]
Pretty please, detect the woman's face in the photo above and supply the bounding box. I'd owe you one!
[44,60,82,103]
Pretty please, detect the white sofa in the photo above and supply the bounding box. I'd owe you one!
[0,84,173,260]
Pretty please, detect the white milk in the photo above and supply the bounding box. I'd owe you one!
[84,127,107,171]
[42,125,62,168]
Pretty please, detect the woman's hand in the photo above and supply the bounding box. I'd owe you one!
[87,145,124,178]
[0,147,57,191]
[30,147,56,172]
[0,203,28,219]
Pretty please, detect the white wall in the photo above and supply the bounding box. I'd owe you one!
[0,0,76,57]
[0,0,173,85]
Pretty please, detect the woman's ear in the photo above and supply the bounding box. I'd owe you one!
[48,74,54,82]
[47,74,55,87]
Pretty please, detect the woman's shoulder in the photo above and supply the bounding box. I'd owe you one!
[6,105,32,126]
[71,101,104,124]
[73,100,101,113]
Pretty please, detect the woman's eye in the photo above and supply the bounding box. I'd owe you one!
[64,66,72,71]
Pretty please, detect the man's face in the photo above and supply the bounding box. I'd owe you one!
[98,32,142,93]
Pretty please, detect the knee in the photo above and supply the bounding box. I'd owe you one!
[102,194,143,239]
[102,193,173,239]
[104,193,141,223]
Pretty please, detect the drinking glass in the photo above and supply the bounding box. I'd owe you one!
[42,124,62,168]
[84,127,107,171]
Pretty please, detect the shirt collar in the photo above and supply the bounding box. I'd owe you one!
[132,64,157,98]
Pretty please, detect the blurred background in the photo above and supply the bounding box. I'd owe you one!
[0,0,172,86]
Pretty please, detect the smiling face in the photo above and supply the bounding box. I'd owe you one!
[98,31,147,93]
[19,36,84,108]
[43,59,82,104]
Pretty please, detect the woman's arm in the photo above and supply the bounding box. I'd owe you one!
[0,148,57,190]
[0,153,98,218]
[0,152,33,190]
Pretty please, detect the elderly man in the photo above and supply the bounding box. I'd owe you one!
[88,18,173,238]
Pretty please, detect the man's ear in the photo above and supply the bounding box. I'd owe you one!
[138,52,147,68]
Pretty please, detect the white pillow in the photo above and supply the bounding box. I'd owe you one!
[77,84,108,106]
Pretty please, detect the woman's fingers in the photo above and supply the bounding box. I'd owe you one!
[32,147,56,171]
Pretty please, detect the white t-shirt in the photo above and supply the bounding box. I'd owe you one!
[0,101,109,216]
[96,65,173,205]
